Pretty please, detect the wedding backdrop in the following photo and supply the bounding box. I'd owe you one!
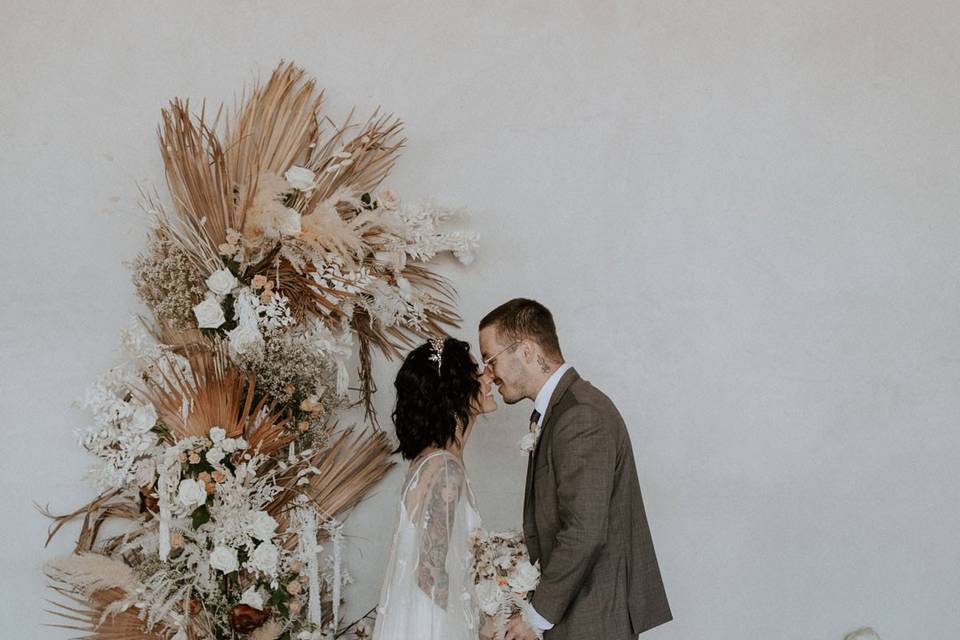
[2,2,960,639]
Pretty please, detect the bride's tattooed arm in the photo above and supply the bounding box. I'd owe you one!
[416,457,464,609]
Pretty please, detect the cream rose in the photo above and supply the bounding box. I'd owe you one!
[209,545,239,573]
[475,579,503,616]
[129,403,158,432]
[284,166,316,191]
[508,559,540,593]
[249,542,279,576]
[208,426,226,443]
[240,586,264,610]
[205,447,226,466]
[193,297,226,328]
[176,479,207,510]
[248,511,278,542]
[206,268,239,296]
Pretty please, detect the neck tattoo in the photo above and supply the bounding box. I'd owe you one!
[536,354,550,374]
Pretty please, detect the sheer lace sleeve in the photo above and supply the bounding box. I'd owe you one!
[406,453,465,610]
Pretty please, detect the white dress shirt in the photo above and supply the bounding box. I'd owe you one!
[527,362,572,631]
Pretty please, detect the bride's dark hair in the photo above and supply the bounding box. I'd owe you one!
[391,337,482,460]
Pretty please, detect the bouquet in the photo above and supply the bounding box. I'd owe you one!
[469,528,542,639]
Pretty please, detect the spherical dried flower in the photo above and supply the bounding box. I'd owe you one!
[298,421,310,433]
[229,604,270,632]
[252,275,268,290]
[188,453,201,465]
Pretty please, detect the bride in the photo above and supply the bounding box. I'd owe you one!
[372,336,497,640]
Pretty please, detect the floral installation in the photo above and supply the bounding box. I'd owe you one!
[41,61,477,640]
[469,528,542,639]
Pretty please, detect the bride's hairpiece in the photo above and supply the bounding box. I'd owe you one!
[428,335,446,374]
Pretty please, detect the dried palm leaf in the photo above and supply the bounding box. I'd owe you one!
[266,426,394,537]
[159,99,239,252]
[45,586,166,640]
[224,61,322,181]
[132,342,295,455]
[39,491,140,552]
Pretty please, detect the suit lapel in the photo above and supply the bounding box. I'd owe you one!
[523,368,580,520]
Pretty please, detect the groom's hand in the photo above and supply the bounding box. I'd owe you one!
[504,614,539,640]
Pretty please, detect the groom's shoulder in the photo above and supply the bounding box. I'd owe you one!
[564,374,623,422]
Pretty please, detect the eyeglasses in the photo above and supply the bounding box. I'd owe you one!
[482,340,521,369]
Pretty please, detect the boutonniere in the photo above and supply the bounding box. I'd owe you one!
[519,425,541,456]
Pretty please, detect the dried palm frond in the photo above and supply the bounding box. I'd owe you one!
[45,586,166,640]
[267,426,394,536]
[309,109,405,201]
[39,490,140,552]
[132,342,295,455]
[225,61,322,181]
[159,99,239,252]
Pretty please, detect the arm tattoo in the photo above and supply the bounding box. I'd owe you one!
[416,457,464,609]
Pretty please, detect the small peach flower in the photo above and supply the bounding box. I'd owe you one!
[288,600,302,615]
[299,574,309,584]
[213,470,227,483]
[251,275,268,289]
[298,421,310,433]
[197,472,211,484]
[205,482,216,494]
[260,290,274,304]
[286,580,302,595]
[170,531,184,549]
[263,279,274,291]
[177,452,188,464]
[299,399,314,412]
[189,453,201,465]
[289,561,304,573]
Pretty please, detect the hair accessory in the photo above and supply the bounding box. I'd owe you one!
[428,335,446,374]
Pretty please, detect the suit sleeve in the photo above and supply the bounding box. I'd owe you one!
[530,405,615,623]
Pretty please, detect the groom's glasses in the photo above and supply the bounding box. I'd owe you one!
[482,340,521,370]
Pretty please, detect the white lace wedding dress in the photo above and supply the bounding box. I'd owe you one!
[372,449,483,640]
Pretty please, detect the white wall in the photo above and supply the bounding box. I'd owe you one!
[2,1,959,638]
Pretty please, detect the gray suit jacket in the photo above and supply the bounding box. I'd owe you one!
[524,368,672,639]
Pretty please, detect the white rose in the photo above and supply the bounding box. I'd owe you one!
[193,297,226,328]
[205,447,226,466]
[208,426,226,443]
[227,323,264,357]
[134,458,156,487]
[249,542,279,576]
[221,437,238,453]
[239,586,264,610]
[284,166,316,191]
[206,268,239,296]
[129,403,158,432]
[248,511,278,542]
[275,207,302,236]
[176,479,207,510]
[233,438,249,451]
[475,579,503,616]
[210,545,239,574]
[508,559,540,593]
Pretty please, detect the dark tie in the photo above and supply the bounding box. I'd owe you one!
[530,409,541,432]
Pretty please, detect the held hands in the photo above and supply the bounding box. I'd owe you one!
[503,612,540,640]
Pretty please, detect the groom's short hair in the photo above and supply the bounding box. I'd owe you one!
[480,298,563,360]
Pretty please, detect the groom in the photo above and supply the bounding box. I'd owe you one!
[479,299,672,640]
